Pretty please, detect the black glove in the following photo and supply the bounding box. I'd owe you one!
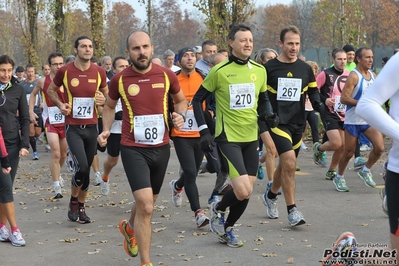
[266,113,279,128]
[199,128,215,153]
[313,101,325,113]
[1,156,10,169]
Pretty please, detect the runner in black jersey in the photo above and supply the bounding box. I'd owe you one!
[262,25,323,226]
[193,24,278,247]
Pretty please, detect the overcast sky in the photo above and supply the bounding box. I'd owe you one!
[107,0,293,20]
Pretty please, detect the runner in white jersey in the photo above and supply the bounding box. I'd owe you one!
[99,56,129,195]
[333,47,384,192]
[356,52,399,261]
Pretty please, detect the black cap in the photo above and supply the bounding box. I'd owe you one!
[342,44,355,53]
[178,47,195,63]
[15,66,24,73]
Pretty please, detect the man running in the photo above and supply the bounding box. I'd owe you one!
[263,25,323,226]
[99,56,129,195]
[313,49,349,181]
[193,24,278,247]
[47,36,108,223]
[29,52,67,199]
[98,31,186,266]
[332,47,384,192]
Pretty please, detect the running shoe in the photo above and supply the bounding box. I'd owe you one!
[295,165,301,171]
[218,226,243,248]
[300,142,308,151]
[45,144,51,152]
[67,201,79,222]
[100,180,110,195]
[257,164,264,180]
[59,176,64,188]
[353,157,366,170]
[262,189,278,219]
[287,207,306,226]
[9,229,26,247]
[54,185,63,199]
[119,219,138,257]
[325,169,337,180]
[360,144,371,151]
[78,206,91,224]
[32,151,39,160]
[333,176,349,192]
[198,160,207,174]
[313,142,323,165]
[169,180,183,207]
[0,225,10,242]
[321,151,327,167]
[209,200,226,236]
[94,172,102,186]
[208,195,217,207]
[195,209,210,228]
[322,231,357,266]
[357,169,376,187]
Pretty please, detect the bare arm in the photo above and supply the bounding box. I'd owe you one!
[29,78,43,123]
[340,71,359,106]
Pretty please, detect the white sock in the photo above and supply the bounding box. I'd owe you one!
[53,181,60,187]
[362,165,370,172]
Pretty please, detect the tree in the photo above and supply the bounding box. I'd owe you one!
[13,0,42,66]
[360,0,399,50]
[312,0,365,49]
[291,0,317,53]
[88,0,105,58]
[193,0,256,49]
[259,4,297,52]
[105,2,140,57]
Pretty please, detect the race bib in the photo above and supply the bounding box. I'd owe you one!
[334,96,346,112]
[181,110,198,131]
[48,106,65,124]
[134,114,165,145]
[277,78,302,101]
[72,97,94,119]
[229,83,255,110]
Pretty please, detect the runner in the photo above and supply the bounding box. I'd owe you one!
[193,24,278,247]
[97,31,186,266]
[332,47,384,192]
[47,36,108,223]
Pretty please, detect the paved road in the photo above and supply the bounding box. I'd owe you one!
[0,140,390,266]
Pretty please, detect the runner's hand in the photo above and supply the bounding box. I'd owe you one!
[171,112,184,130]
[59,103,71,116]
[19,148,29,157]
[97,131,110,147]
[199,128,215,152]
[266,113,279,128]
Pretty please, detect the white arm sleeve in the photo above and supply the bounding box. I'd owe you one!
[356,53,399,143]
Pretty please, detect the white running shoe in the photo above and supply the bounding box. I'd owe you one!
[0,225,10,242]
[169,180,183,207]
[9,229,26,247]
[100,180,110,195]
[94,172,102,186]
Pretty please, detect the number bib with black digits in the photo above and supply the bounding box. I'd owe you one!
[48,106,65,124]
[277,78,302,101]
[229,83,255,110]
[334,96,346,112]
[73,97,94,119]
[181,110,198,131]
[134,114,165,145]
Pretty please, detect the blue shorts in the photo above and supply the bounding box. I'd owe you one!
[343,124,370,137]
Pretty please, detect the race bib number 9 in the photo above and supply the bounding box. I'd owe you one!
[134,114,165,145]
[48,106,65,124]
[229,83,255,110]
[277,78,302,101]
[334,96,346,112]
[181,110,198,131]
[72,97,94,119]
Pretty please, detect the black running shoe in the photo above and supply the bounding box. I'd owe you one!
[78,206,91,224]
[67,201,79,222]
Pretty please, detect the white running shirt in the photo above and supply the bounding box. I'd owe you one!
[356,53,399,173]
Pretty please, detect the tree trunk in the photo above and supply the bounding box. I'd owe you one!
[89,0,105,58]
